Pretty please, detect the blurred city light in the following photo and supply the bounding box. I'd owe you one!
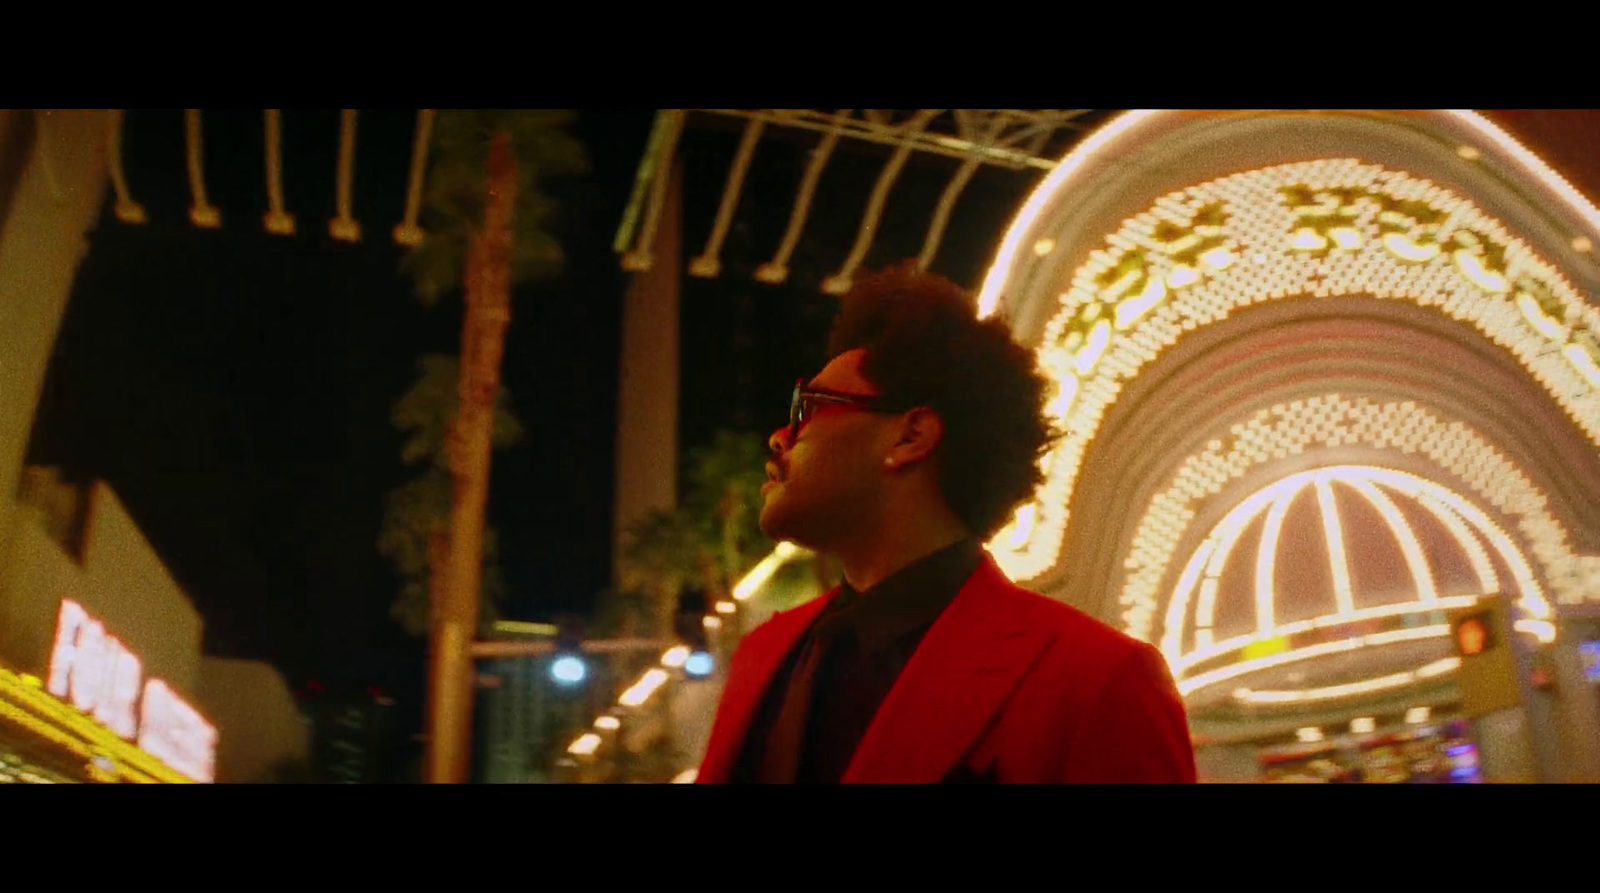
[568,733,601,756]
[594,716,620,731]
[1405,707,1431,725]
[684,651,714,679]
[660,646,690,668]
[495,620,559,636]
[1417,657,1462,679]
[732,556,783,600]
[714,601,736,614]
[672,768,698,783]
[703,615,722,630]
[618,669,670,707]
[1350,717,1376,734]
[1296,727,1324,743]
[1514,618,1558,644]
[550,655,587,685]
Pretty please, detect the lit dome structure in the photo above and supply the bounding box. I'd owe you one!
[960,111,1600,777]
[1162,464,1553,710]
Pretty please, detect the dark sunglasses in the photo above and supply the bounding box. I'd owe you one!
[788,379,903,442]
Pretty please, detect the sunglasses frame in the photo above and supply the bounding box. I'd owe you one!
[788,378,903,442]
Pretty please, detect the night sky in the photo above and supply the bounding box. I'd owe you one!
[22,108,1041,753]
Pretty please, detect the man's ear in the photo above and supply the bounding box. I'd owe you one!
[885,407,943,468]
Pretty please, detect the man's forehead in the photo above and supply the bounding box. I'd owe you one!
[809,348,874,391]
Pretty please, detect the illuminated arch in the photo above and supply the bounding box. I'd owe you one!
[1163,462,1555,700]
[1119,394,1589,649]
[973,116,1600,585]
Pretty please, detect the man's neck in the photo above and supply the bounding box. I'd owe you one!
[834,517,970,594]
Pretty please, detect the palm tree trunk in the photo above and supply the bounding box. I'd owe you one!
[425,129,518,784]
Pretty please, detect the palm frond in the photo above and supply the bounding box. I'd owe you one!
[400,109,588,304]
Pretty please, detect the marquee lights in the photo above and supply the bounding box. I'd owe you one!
[1567,341,1600,387]
[979,148,1600,585]
[0,666,187,783]
[1313,475,1355,615]
[1133,397,1578,656]
[1416,656,1463,678]
[1343,476,1439,603]
[1513,618,1557,644]
[1168,466,1492,659]
[1149,456,1569,700]
[1413,492,1500,595]
[1518,293,1569,341]
[1176,613,1468,681]
[1162,462,1556,664]
[1172,622,1513,700]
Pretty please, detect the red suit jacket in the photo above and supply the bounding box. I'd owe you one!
[697,553,1197,783]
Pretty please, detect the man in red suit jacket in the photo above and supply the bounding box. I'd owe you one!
[697,265,1196,784]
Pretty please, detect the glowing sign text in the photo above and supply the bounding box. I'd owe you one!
[47,599,216,782]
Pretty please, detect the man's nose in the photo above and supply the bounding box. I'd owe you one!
[768,425,792,455]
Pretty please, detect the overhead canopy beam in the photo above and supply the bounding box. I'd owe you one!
[613,109,1099,287]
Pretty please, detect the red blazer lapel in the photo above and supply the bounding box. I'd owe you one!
[695,590,837,783]
[841,555,1057,784]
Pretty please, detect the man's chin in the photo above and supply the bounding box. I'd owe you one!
[758,496,797,544]
[757,505,785,542]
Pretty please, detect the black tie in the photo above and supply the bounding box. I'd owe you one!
[755,609,851,783]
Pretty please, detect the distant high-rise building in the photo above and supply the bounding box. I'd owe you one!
[298,687,396,784]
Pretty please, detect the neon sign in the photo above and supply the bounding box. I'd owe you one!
[46,599,217,782]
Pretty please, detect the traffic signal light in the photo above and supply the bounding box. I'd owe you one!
[1454,613,1495,657]
[550,615,588,687]
[1447,596,1519,716]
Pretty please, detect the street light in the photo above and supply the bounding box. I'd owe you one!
[684,651,714,679]
[550,615,588,688]
[673,603,715,680]
[551,655,587,686]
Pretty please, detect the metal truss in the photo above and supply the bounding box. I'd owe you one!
[613,109,1100,292]
[93,108,1101,294]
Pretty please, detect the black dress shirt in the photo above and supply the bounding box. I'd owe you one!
[730,538,983,784]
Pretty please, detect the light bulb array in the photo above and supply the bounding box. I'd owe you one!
[1129,397,1581,655]
[0,666,191,783]
[1163,463,1557,675]
[1150,455,1573,698]
[981,156,1600,589]
[1231,658,1464,707]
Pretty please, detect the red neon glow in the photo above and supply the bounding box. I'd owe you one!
[1457,618,1490,656]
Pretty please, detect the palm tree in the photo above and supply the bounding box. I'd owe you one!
[683,429,771,597]
[378,353,523,637]
[613,429,774,642]
[402,110,585,784]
